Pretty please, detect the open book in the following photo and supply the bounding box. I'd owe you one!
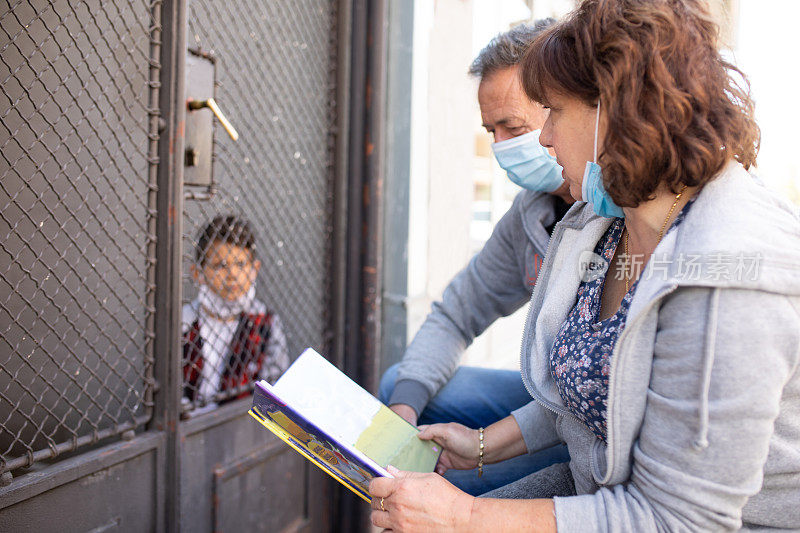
[248,348,442,502]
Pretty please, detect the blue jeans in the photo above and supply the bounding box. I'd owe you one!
[379,364,569,496]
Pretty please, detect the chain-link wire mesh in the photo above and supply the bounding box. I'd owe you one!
[181,0,337,411]
[0,0,161,475]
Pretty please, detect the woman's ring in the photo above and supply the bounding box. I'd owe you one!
[380,497,385,512]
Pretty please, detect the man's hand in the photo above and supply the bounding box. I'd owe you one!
[417,423,480,474]
[389,403,418,426]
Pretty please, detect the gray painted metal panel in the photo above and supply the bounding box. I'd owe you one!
[0,436,160,532]
[179,399,312,531]
[183,50,216,188]
[213,437,308,532]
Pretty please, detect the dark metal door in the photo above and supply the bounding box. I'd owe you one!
[0,0,164,529]
[0,0,347,530]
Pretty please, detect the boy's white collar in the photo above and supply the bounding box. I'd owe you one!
[197,283,256,321]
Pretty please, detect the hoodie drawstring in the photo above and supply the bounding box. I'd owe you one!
[693,288,720,451]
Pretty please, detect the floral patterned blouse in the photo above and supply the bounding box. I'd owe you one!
[549,200,694,442]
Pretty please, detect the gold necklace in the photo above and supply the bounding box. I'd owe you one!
[623,184,688,293]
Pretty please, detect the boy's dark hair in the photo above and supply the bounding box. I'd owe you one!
[196,215,256,265]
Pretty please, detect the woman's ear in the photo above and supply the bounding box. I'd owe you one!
[252,259,262,275]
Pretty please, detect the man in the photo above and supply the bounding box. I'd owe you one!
[378,20,573,495]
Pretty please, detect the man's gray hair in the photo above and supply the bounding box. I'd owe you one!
[468,18,556,80]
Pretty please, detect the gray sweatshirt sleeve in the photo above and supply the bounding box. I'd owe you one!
[389,193,538,413]
[554,287,800,532]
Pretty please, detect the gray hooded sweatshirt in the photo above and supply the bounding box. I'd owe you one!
[390,191,566,414]
[511,162,800,531]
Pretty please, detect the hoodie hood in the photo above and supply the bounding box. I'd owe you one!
[623,161,800,334]
[648,161,800,295]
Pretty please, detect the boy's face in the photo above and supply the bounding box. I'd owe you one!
[194,240,260,301]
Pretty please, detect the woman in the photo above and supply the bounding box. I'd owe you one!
[368,0,800,531]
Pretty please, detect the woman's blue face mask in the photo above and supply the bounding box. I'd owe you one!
[491,130,564,193]
[581,102,625,218]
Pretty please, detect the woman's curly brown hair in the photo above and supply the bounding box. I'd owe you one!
[521,0,760,206]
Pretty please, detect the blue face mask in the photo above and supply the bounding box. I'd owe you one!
[491,129,564,193]
[582,102,625,218]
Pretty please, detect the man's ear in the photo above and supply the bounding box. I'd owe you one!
[252,259,261,274]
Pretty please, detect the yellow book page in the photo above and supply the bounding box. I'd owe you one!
[354,405,440,472]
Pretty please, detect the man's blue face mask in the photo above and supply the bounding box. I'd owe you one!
[491,129,564,193]
[581,101,625,218]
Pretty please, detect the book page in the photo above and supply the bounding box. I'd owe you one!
[273,349,440,472]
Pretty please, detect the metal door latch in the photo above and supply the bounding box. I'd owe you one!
[187,97,239,141]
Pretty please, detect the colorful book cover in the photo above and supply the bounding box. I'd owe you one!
[249,348,442,502]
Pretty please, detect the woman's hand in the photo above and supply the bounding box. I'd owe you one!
[417,423,479,475]
[370,465,474,532]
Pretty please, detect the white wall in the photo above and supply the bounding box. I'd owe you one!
[406,0,477,340]
[733,0,800,204]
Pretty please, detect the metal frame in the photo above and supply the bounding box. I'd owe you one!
[143,0,164,457]
[360,0,389,396]
[174,0,351,528]
[332,0,389,530]
[150,0,186,529]
[330,0,353,373]
[340,0,388,393]
[381,1,415,375]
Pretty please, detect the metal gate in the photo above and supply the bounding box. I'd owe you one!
[0,0,369,530]
[176,0,340,530]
